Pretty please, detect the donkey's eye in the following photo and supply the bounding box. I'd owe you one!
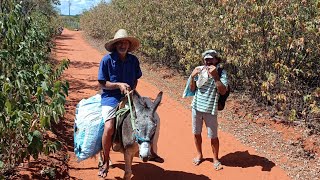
[136,129,140,132]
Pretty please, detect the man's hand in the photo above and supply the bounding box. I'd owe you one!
[191,67,201,79]
[207,65,219,81]
[118,83,131,94]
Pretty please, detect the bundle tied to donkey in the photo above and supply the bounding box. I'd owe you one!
[73,94,104,161]
[73,93,129,161]
[73,93,127,161]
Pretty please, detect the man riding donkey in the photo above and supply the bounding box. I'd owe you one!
[97,29,164,178]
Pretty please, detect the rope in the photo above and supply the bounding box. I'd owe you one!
[127,91,136,130]
[115,91,136,130]
[115,91,151,144]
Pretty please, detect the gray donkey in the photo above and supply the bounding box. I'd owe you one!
[112,90,163,180]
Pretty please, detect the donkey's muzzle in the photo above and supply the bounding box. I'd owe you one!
[139,142,151,162]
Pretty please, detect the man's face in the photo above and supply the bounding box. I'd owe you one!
[204,57,219,66]
[115,40,130,55]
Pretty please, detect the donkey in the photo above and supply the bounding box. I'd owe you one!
[113,90,163,179]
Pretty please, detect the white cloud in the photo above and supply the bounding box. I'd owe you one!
[56,0,110,15]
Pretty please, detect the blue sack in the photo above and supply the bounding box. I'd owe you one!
[74,94,104,162]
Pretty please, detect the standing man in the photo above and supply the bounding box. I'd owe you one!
[189,49,228,171]
[97,29,163,178]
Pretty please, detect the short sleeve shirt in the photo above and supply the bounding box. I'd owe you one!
[191,65,228,115]
[98,52,142,107]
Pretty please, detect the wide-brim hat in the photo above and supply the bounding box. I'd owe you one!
[104,29,140,52]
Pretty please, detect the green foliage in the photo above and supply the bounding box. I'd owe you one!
[0,0,69,176]
[217,0,320,124]
[81,0,319,128]
[20,0,61,17]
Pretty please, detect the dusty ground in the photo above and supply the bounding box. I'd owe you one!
[14,29,320,180]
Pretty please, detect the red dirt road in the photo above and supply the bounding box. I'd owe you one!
[54,29,290,180]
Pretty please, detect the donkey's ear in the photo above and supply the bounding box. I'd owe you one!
[152,91,163,114]
[132,89,141,98]
[132,90,144,111]
[132,90,142,103]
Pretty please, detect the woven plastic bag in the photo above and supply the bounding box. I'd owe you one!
[74,94,104,162]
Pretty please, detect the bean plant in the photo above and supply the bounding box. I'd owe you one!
[0,0,69,177]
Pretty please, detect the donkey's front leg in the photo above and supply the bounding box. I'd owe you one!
[123,149,134,180]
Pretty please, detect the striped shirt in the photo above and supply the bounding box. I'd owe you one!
[191,66,228,115]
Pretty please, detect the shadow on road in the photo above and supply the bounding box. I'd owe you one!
[220,150,275,171]
[69,60,99,69]
[55,33,75,40]
[113,162,210,180]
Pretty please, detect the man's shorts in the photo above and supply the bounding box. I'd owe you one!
[101,105,117,122]
[192,108,218,139]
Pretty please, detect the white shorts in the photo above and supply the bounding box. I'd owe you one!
[192,108,218,138]
[101,105,117,122]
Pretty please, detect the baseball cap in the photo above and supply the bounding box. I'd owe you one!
[202,49,219,59]
[202,49,223,63]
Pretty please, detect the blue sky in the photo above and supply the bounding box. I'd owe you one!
[56,0,110,15]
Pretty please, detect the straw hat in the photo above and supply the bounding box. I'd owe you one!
[104,29,140,52]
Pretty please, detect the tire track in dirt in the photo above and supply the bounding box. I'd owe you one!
[53,29,290,180]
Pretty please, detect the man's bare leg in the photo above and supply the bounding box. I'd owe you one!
[211,137,223,170]
[98,118,114,177]
[211,137,219,163]
[193,134,203,165]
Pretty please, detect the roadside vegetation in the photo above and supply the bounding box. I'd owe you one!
[80,0,319,132]
[0,0,69,178]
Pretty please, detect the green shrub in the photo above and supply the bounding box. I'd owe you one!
[0,1,69,176]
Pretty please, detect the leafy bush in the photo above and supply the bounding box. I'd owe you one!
[0,1,69,176]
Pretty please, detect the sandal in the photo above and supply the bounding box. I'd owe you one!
[98,163,108,178]
[192,158,204,166]
[149,154,164,163]
[213,161,223,171]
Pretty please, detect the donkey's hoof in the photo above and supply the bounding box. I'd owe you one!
[149,154,164,163]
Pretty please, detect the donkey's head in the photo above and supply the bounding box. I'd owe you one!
[132,90,163,162]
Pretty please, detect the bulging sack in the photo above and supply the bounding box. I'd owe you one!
[74,94,104,162]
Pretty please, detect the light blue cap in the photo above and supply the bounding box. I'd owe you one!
[202,49,219,59]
